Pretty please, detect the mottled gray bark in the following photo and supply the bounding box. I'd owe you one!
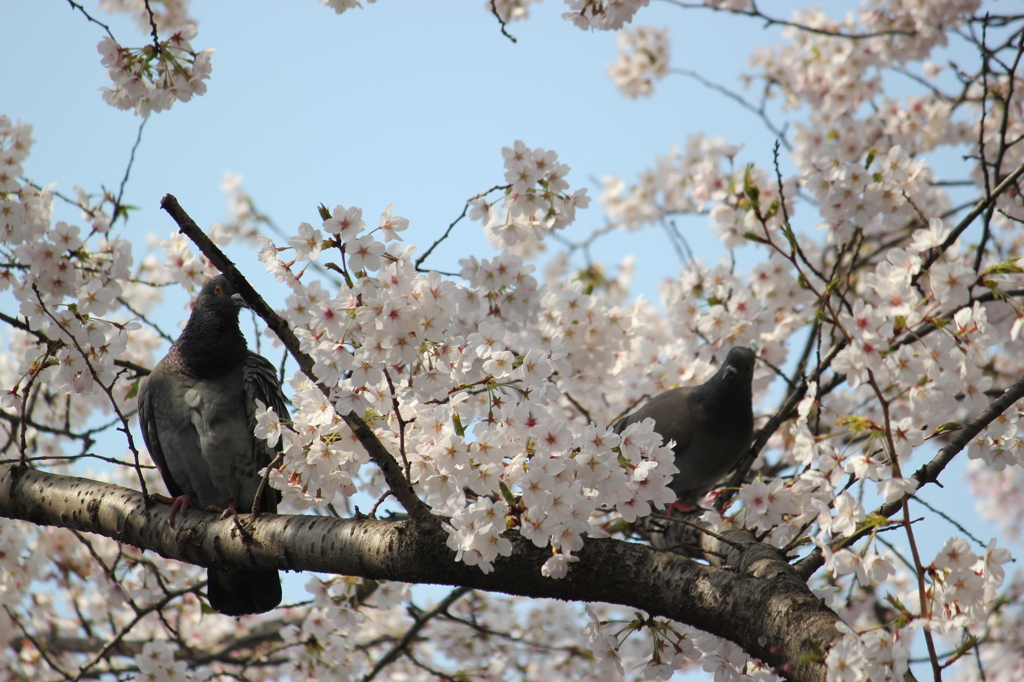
[0,463,840,681]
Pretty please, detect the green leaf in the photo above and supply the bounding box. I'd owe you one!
[317,203,331,221]
[885,593,910,616]
[742,163,760,212]
[982,258,1024,277]
[125,378,140,400]
[862,513,892,529]
[835,415,877,433]
[498,480,517,508]
[781,222,799,251]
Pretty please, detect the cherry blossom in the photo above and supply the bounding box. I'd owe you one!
[5,2,1024,681]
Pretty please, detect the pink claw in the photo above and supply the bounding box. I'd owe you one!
[158,492,197,523]
[668,500,699,514]
[206,500,239,518]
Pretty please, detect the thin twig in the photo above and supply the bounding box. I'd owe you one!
[362,587,471,682]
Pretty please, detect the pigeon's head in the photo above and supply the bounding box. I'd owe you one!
[717,346,756,388]
[195,275,247,315]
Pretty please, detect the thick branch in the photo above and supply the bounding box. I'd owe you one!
[158,193,433,526]
[1,464,840,682]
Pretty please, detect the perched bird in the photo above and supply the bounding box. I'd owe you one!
[138,275,288,616]
[614,346,756,509]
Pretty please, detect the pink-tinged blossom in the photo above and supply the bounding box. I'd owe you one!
[740,478,791,533]
[377,203,409,242]
[822,492,864,538]
[289,222,323,262]
[540,552,579,579]
[910,217,951,252]
[345,234,384,272]
[934,537,977,572]
[826,634,867,682]
[76,277,118,316]
[878,476,918,503]
[929,260,975,308]
[253,399,283,447]
[322,204,366,240]
[584,606,626,675]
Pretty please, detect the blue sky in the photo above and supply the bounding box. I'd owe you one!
[6,1,800,295]
[4,1,1016,674]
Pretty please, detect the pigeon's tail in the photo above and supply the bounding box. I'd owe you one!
[207,568,281,616]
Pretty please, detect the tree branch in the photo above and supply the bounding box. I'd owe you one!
[1,463,840,681]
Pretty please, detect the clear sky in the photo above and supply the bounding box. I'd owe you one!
[6,1,806,296]
[3,1,1015,676]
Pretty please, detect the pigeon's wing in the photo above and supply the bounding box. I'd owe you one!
[209,357,286,616]
[242,351,289,512]
[615,387,696,454]
[137,367,185,499]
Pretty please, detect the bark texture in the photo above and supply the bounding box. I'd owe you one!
[1,463,840,681]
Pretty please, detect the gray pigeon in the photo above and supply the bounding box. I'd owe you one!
[138,275,288,616]
[614,346,755,508]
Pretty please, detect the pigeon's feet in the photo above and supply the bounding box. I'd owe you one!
[153,492,197,523]
[667,500,699,514]
[206,500,240,519]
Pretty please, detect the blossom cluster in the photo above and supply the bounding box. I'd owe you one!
[97,24,213,117]
[600,133,758,236]
[246,145,676,572]
[577,4,1024,678]
[99,0,195,34]
[824,533,1011,681]
[562,0,649,31]
[608,26,671,99]
[468,140,591,257]
[0,118,152,412]
[5,1,1024,680]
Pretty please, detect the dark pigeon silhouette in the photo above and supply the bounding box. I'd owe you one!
[615,346,755,509]
[138,275,288,616]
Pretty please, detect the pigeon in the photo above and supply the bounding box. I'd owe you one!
[614,346,755,509]
[138,275,289,616]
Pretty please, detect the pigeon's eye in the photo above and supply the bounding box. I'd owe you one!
[214,285,223,295]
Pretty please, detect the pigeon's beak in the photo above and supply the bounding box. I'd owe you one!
[231,293,249,309]
[725,365,737,377]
